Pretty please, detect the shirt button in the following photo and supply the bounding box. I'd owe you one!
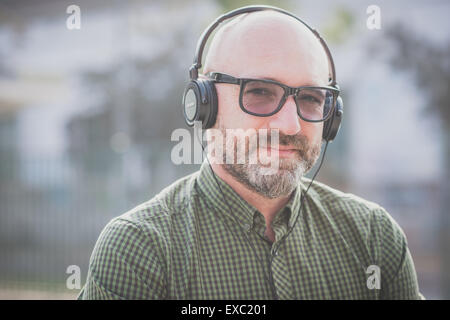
[243,224,251,232]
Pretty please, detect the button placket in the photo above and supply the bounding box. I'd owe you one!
[270,245,294,299]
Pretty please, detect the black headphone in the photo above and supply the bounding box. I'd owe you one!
[182,5,344,142]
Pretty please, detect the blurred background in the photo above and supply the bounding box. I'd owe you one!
[0,0,448,299]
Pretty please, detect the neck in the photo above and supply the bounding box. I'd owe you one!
[210,163,291,226]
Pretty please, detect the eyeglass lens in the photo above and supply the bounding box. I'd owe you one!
[241,80,334,121]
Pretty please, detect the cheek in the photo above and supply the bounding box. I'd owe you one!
[300,121,324,144]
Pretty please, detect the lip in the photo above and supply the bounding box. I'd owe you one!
[265,147,298,157]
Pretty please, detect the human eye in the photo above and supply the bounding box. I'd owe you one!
[246,87,274,97]
[244,80,280,98]
[297,90,325,106]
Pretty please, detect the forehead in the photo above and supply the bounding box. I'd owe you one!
[205,11,330,86]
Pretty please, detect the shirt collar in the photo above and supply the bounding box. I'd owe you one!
[195,160,305,231]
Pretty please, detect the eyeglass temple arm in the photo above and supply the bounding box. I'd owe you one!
[207,72,240,84]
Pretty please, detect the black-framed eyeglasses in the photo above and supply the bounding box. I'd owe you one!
[207,72,340,122]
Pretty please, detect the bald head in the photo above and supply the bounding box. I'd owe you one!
[203,10,330,86]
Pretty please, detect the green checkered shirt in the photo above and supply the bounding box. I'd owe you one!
[78,161,422,299]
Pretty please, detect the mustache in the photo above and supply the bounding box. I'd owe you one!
[277,133,309,150]
[248,132,311,158]
[218,128,319,162]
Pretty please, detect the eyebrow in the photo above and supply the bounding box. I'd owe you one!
[251,75,325,87]
[258,76,279,82]
[241,74,278,81]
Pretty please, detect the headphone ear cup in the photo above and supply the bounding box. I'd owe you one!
[182,80,201,127]
[322,95,344,142]
[200,79,218,129]
[182,79,218,129]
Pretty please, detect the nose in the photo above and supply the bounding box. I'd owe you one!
[268,95,301,136]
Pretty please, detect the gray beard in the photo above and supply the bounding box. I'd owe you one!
[220,131,321,199]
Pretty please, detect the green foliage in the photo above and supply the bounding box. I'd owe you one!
[322,7,354,44]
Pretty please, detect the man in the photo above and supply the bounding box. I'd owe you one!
[78,7,422,299]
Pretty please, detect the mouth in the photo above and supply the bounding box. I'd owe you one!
[264,146,299,158]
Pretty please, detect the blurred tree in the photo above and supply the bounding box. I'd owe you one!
[322,6,354,44]
[385,25,450,129]
[66,28,189,178]
[384,23,450,298]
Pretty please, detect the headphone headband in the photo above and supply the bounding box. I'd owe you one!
[189,5,337,86]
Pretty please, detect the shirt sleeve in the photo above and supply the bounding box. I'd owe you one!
[374,207,424,300]
[77,217,167,300]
